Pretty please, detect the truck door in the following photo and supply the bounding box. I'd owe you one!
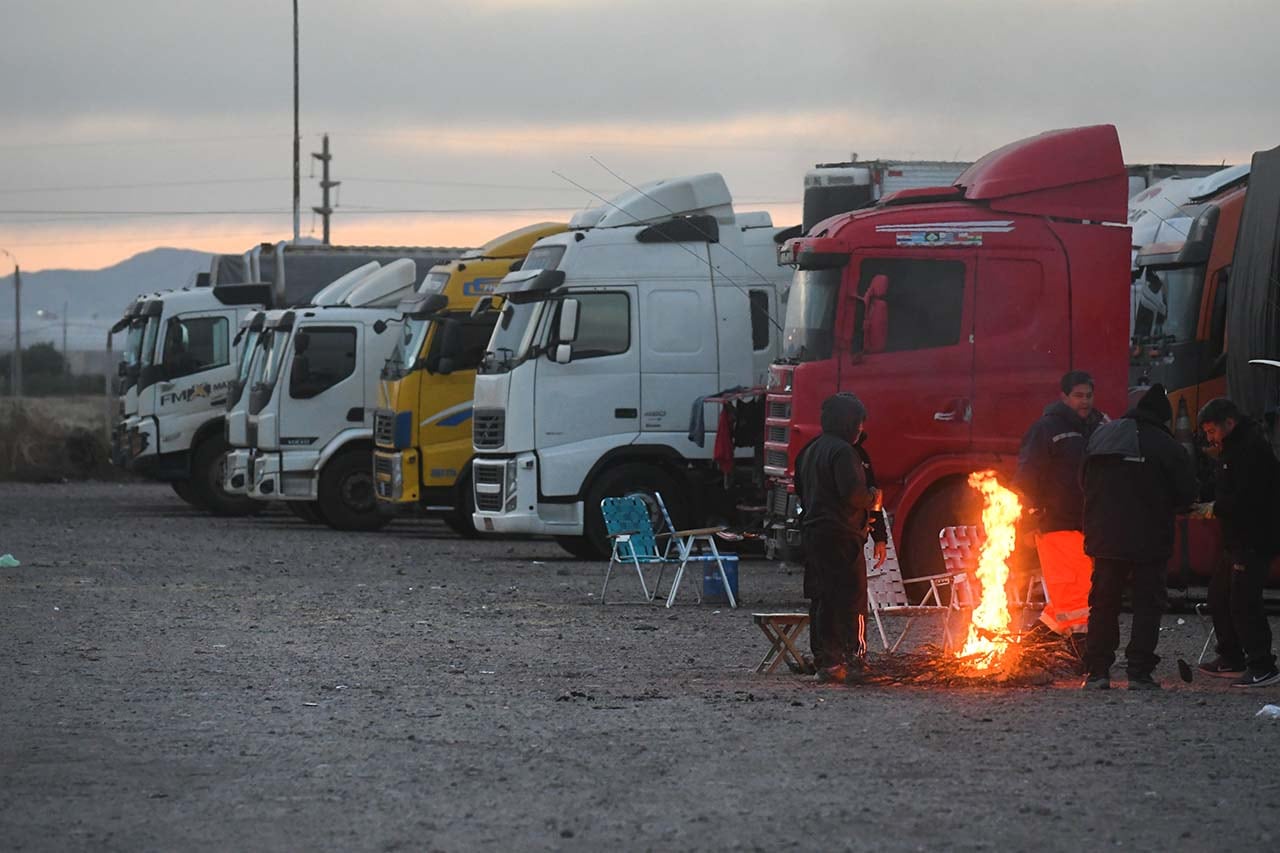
[970,254,1070,455]
[154,311,236,453]
[278,324,361,449]
[534,287,641,496]
[639,285,718,436]
[837,254,975,480]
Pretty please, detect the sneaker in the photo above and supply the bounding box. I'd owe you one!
[1199,656,1246,678]
[1127,674,1162,691]
[1081,675,1110,690]
[1233,668,1280,688]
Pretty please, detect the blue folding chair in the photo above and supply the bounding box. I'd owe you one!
[653,493,736,609]
[599,496,672,604]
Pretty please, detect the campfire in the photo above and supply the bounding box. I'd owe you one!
[955,470,1022,671]
[868,469,1081,687]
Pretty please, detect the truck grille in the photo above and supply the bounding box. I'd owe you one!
[473,410,505,449]
[767,400,790,420]
[765,448,788,469]
[770,487,789,518]
[473,460,506,512]
[473,465,503,486]
[374,410,395,448]
[767,424,788,444]
[374,455,394,477]
[476,491,503,512]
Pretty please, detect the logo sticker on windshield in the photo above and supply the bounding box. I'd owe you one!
[894,231,984,247]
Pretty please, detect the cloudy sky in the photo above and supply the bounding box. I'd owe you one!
[2,0,1278,272]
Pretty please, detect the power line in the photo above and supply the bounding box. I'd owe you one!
[0,177,290,195]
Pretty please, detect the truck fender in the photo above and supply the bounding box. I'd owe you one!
[190,417,227,458]
[567,444,689,502]
[891,452,1014,544]
[317,429,375,469]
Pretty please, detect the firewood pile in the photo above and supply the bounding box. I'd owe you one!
[865,633,1082,687]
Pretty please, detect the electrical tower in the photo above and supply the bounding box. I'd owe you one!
[311,134,339,245]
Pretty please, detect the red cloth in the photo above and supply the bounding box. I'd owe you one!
[713,405,735,476]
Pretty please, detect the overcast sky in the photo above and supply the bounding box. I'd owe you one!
[1,0,1278,272]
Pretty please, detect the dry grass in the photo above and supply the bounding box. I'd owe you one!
[0,397,120,482]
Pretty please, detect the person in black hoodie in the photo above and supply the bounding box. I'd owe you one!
[795,393,881,684]
[1013,371,1107,637]
[1197,398,1280,687]
[1080,384,1196,690]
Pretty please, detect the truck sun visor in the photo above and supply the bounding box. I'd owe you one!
[635,214,720,244]
[495,269,566,303]
[398,292,449,319]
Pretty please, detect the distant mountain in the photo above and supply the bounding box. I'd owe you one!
[0,248,213,351]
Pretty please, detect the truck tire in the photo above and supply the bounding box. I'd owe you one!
[581,463,687,560]
[899,479,981,584]
[442,477,479,538]
[318,448,390,532]
[287,501,326,525]
[191,435,262,517]
[170,478,207,509]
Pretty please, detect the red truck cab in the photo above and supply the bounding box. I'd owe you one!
[764,125,1131,577]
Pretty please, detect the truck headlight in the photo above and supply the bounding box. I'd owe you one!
[505,460,518,512]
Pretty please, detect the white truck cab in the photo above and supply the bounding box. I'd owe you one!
[247,259,423,530]
[470,172,794,557]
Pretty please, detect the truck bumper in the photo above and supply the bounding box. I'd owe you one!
[251,451,320,501]
[373,448,417,505]
[224,449,254,495]
[472,453,584,536]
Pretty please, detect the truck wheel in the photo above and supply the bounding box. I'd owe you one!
[318,448,390,532]
[191,435,262,517]
[287,501,326,525]
[170,478,207,509]
[443,477,479,538]
[900,479,981,584]
[582,463,687,560]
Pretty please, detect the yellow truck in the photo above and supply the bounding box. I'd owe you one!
[373,222,567,534]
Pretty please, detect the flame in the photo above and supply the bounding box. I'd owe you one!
[956,470,1022,670]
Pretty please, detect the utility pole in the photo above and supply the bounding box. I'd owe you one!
[292,0,301,243]
[311,134,339,244]
[62,301,69,373]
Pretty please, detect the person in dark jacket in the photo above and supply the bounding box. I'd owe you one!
[794,393,881,684]
[1013,371,1106,636]
[1197,398,1280,687]
[1080,384,1197,690]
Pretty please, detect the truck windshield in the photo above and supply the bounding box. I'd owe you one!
[249,330,286,415]
[480,300,549,374]
[782,267,843,361]
[1132,265,1205,347]
[386,316,432,378]
[123,320,146,368]
[139,316,161,368]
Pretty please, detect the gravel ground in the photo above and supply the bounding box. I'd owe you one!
[2,482,1279,852]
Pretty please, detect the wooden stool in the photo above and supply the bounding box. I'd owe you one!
[753,612,810,674]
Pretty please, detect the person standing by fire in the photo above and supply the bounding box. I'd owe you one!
[1080,384,1196,690]
[1012,371,1106,641]
[795,393,883,684]
[1196,398,1280,687]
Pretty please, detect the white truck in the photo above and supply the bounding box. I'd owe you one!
[114,242,464,515]
[245,259,427,530]
[469,173,794,557]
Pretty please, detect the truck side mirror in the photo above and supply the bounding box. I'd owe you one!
[435,319,462,375]
[863,274,890,355]
[558,298,580,345]
[554,344,573,365]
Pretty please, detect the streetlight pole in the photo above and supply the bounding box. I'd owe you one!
[292,0,301,243]
[1,249,19,397]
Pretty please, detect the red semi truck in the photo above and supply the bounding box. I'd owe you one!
[763,125,1133,578]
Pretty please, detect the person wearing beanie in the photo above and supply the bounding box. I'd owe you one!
[794,392,882,684]
[1197,397,1280,687]
[1079,384,1196,690]
[1012,370,1107,641]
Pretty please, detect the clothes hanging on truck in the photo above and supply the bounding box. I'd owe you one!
[694,386,766,476]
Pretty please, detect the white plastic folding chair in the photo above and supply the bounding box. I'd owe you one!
[652,493,737,609]
[866,523,975,652]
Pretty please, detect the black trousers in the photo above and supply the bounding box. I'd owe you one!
[802,527,868,669]
[1209,552,1276,674]
[1084,558,1166,678]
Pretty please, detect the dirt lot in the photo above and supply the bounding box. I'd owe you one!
[2,482,1279,852]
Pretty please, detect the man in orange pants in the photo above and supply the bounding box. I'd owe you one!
[1013,371,1107,640]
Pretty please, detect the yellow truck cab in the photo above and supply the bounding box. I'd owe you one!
[373,222,567,534]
